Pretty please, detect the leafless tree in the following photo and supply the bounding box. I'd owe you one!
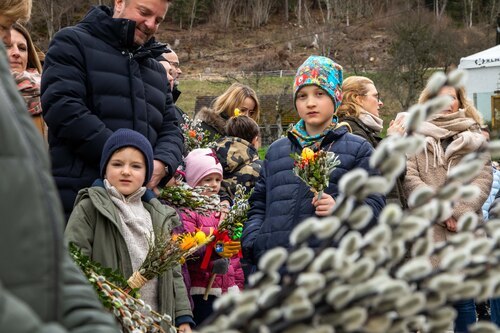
[211,0,236,28]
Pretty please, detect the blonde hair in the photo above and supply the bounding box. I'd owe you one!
[212,83,260,122]
[336,76,374,118]
[418,85,483,125]
[0,0,32,22]
[11,23,42,73]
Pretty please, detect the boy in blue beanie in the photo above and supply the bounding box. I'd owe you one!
[241,56,385,265]
[65,129,195,332]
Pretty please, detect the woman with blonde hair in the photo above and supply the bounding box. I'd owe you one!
[337,75,406,207]
[405,83,491,333]
[195,82,260,140]
[7,22,46,139]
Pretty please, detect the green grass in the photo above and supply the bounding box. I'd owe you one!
[258,146,268,160]
[176,76,294,116]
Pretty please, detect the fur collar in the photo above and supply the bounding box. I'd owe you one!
[195,107,227,135]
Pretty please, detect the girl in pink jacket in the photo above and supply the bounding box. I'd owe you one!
[180,148,243,325]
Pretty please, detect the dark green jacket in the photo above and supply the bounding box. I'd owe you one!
[64,182,193,327]
[0,42,119,333]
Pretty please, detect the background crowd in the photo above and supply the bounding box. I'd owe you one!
[1,0,499,333]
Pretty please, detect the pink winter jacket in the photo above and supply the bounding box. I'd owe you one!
[180,210,244,297]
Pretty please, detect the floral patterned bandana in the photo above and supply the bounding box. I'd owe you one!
[293,55,343,111]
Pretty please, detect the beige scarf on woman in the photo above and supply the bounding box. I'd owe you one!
[416,110,486,172]
[359,110,384,133]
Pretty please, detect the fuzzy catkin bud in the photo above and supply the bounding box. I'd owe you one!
[425,95,454,118]
[289,218,315,246]
[428,273,463,293]
[363,314,392,333]
[287,247,315,273]
[396,292,426,317]
[457,211,479,232]
[347,257,376,284]
[488,140,500,160]
[258,247,288,273]
[425,71,447,97]
[338,169,368,196]
[447,69,468,88]
[378,203,403,226]
[448,157,484,183]
[340,307,368,332]
[408,185,435,207]
[396,257,432,281]
[347,205,373,231]
[338,231,363,257]
[439,249,470,272]
[326,285,355,309]
[469,322,500,333]
[363,224,391,248]
[312,216,341,240]
[405,105,426,133]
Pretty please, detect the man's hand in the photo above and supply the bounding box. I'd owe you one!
[147,160,167,189]
[312,193,336,217]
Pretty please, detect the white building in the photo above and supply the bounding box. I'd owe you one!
[458,45,500,122]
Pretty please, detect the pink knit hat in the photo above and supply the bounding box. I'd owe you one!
[184,148,223,188]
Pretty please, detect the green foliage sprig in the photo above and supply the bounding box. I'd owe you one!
[217,184,252,240]
[159,182,221,215]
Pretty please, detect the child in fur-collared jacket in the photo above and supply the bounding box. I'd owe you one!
[241,55,385,266]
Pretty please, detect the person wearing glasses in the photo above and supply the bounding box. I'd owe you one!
[336,75,407,207]
[157,49,188,128]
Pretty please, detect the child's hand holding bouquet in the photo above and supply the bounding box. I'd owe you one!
[290,147,341,200]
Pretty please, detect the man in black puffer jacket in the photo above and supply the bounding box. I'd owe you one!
[41,0,182,219]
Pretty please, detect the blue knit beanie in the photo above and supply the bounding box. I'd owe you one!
[100,129,154,185]
[293,55,343,111]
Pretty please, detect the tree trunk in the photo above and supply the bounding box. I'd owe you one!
[297,0,302,25]
[285,0,289,21]
[189,0,197,31]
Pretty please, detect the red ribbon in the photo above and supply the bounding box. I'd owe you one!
[200,229,231,270]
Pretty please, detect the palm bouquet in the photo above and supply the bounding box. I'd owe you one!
[290,147,341,199]
[200,184,251,298]
[181,114,220,152]
[69,243,176,333]
[127,228,212,291]
[159,182,221,216]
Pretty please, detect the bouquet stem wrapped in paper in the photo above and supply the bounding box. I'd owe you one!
[290,147,341,200]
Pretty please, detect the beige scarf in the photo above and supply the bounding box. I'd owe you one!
[359,110,384,133]
[104,180,159,311]
[416,110,485,172]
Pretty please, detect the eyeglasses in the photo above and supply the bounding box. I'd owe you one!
[364,92,382,102]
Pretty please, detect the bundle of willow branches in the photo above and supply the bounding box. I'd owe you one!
[199,70,500,333]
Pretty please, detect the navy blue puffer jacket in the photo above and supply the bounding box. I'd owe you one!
[242,126,385,264]
[41,6,183,217]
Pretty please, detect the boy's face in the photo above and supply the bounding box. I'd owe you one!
[196,172,222,196]
[295,85,335,136]
[105,147,146,196]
